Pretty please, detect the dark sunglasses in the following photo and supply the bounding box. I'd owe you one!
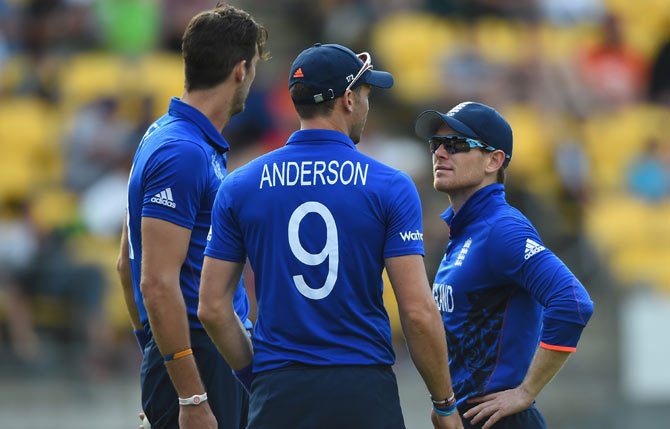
[429,135,508,161]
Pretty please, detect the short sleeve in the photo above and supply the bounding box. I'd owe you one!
[141,141,208,229]
[383,171,425,258]
[204,175,246,262]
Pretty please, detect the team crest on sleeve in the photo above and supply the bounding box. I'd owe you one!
[151,188,176,208]
[211,154,224,180]
[524,238,546,260]
[454,238,472,266]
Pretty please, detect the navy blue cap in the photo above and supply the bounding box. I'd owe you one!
[415,102,513,167]
[289,43,394,104]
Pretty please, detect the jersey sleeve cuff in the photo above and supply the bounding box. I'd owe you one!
[141,209,195,230]
[540,317,586,350]
[539,342,576,352]
[383,247,425,258]
[203,247,246,263]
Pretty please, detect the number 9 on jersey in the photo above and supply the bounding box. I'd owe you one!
[288,201,339,300]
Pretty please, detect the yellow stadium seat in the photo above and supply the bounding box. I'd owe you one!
[500,104,559,195]
[29,187,77,232]
[611,246,670,294]
[137,52,185,119]
[0,97,62,199]
[585,195,647,252]
[71,233,131,332]
[474,18,526,64]
[538,23,599,63]
[583,105,670,191]
[60,53,137,111]
[371,13,457,103]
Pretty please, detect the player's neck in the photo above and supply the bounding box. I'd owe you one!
[299,115,349,138]
[448,178,496,214]
[181,85,235,133]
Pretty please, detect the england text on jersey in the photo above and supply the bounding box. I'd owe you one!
[259,160,369,189]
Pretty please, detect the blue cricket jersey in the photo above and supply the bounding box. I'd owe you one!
[205,129,425,372]
[126,97,250,333]
[432,184,593,406]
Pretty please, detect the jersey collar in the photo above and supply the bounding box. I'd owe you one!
[168,97,230,152]
[286,129,357,150]
[441,183,506,237]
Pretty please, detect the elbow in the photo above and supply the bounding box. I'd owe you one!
[116,256,129,275]
[580,298,594,325]
[197,302,217,328]
[139,276,170,311]
[400,306,439,333]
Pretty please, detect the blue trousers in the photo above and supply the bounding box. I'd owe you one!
[459,403,547,429]
[247,364,405,429]
[140,329,248,429]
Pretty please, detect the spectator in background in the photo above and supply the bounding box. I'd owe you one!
[63,96,134,192]
[648,37,670,106]
[0,198,39,364]
[576,13,648,109]
[439,26,506,107]
[0,193,112,375]
[539,0,604,25]
[626,138,670,203]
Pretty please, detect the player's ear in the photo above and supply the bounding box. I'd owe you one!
[342,89,355,113]
[233,60,247,83]
[485,150,506,174]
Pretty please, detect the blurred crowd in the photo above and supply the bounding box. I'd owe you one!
[0,0,669,379]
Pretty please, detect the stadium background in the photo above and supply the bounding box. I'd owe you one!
[0,0,669,427]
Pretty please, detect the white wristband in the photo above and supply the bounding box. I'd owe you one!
[178,392,208,406]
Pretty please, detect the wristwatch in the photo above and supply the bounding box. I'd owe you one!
[178,392,208,406]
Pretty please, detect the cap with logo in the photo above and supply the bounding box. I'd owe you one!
[415,102,513,167]
[289,43,394,105]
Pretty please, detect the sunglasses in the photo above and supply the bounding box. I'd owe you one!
[345,52,373,92]
[429,135,509,161]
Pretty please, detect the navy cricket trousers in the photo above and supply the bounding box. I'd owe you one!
[247,364,405,429]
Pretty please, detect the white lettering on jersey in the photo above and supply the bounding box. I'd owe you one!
[454,238,472,266]
[524,238,546,260]
[259,161,369,189]
[433,283,454,313]
[399,230,423,242]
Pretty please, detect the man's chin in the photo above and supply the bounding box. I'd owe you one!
[434,180,455,194]
[231,102,245,117]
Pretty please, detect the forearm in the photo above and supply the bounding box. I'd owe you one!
[118,265,142,330]
[518,347,571,399]
[200,303,253,370]
[401,308,453,399]
[142,278,206,397]
[118,223,142,330]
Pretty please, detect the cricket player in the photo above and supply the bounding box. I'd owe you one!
[198,43,463,429]
[116,5,267,428]
[415,102,594,428]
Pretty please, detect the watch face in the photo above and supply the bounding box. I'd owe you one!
[193,397,201,404]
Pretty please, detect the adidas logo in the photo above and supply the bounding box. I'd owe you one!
[293,68,304,78]
[150,188,176,208]
[524,238,545,260]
